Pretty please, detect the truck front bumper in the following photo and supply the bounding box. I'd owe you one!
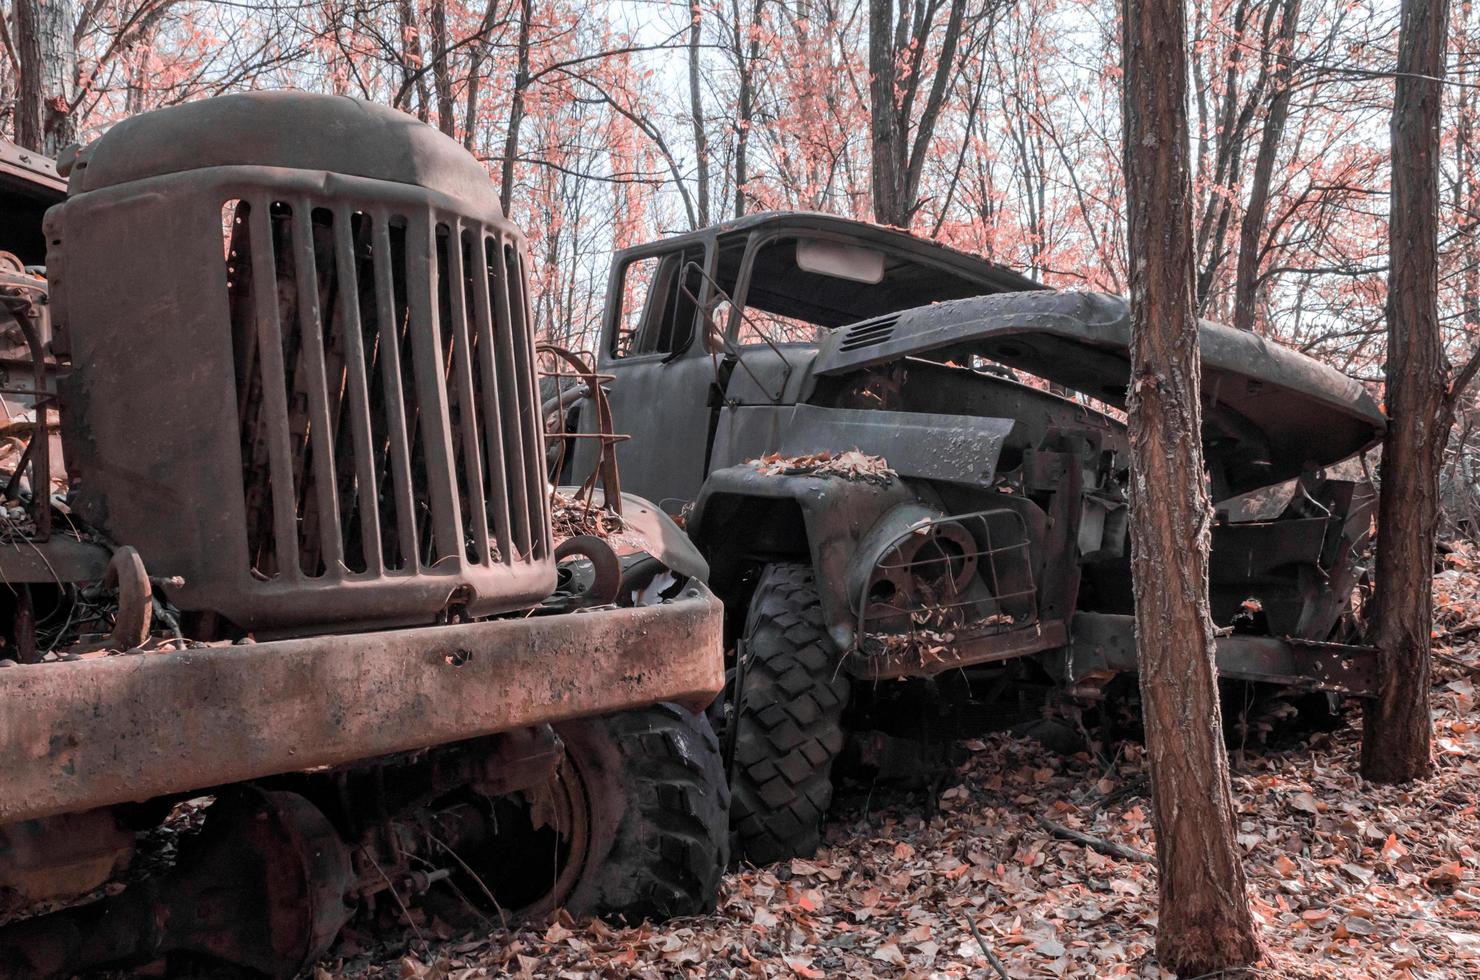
[0,586,724,825]
[1051,611,1378,698]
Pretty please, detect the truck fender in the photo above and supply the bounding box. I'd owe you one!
[556,487,709,584]
[687,464,916,652]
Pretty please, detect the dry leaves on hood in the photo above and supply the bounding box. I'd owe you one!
[748,450,897,484]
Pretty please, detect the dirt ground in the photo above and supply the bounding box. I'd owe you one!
[324,545,1480,980]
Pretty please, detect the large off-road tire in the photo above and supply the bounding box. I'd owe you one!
[562,703,730,922]
[731,563,850,865]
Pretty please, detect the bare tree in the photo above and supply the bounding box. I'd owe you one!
[688,0,710,226]
[395,0,432,121]
[1121,0,1263,970]
[461,0,504,151]
[499,0,531,214]
[1362,0,1480,781]
[427,0,457,137]
[1233,0,1300,332]
[728,0,764,218]
[868,0,967,228]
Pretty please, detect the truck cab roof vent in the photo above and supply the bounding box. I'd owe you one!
[838,313,899,352]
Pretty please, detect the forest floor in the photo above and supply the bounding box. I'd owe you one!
[328,544,1480,980]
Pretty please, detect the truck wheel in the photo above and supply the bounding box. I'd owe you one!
[731,563,850,865]
[561,703,730,922]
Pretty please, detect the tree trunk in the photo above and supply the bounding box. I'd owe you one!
[1361,0,1450,783]
[124,11,164,117]
[900,0,965,223]
[499,0,532,216]
[868,0,975,228]
[463,0,502,153]
[688,0,710,227]
[731,0,762,219]
[397,0,432,123]
[428,0,457,138]
[1121,0,1262,971]
[13,0,76,156]
[1233,0,1301,333]
[868,0,903,226]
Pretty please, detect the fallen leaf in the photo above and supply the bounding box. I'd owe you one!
[1290,792,1321,815]
[784,955,824,979]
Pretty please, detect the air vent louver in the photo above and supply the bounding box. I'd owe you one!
[839,314,899,352]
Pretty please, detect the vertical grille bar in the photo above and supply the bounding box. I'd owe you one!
[405,212,464,564]
[444,218,492,565]
[332,209,384,575]
[467,233,515,565]
[487,236,533,558]
[371,216,420,568]
[506,244,550,560]
[291,202,344,574]
[247,198,302,578]
[526,251,553,558]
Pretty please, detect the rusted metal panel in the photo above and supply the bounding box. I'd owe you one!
[0,809,133,914]
[777,405,1014,486]
[0,586,723,825]
[0,140,64,268]
[0,537,110,585]
[853,620,1068,681]
[0,141,65,199]
[1058,611,1378,697]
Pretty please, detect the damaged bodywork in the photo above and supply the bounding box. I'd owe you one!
[557,211,1383,864]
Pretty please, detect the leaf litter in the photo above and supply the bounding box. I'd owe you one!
[550,489,626,542]
[324,550,1480,979]
[748,450,897,484]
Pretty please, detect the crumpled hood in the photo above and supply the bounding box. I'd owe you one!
[813,290,1385,494]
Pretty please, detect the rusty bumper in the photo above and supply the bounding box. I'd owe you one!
[0,587,723,825]
[850,621,1068,681]
[1054,611,1378,698]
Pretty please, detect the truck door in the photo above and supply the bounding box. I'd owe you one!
[577,241,716,511]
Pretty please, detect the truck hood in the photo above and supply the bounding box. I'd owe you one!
[813,290,1385,494]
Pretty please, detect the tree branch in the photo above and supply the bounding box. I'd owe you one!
[1034,814,1155,864]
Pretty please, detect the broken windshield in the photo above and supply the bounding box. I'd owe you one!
[715,230,1027,337]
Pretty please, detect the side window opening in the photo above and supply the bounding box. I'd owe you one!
[610,246,705,358]
[712,238,818,348]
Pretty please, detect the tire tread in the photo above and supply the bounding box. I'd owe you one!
[730,564,849,866]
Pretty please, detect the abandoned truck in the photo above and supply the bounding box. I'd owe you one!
[0,92,730,979]
[549,211,1386,865]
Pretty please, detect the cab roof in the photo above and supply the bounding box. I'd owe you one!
[630,211,1044,329]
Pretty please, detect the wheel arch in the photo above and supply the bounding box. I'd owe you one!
[688,464,916,652]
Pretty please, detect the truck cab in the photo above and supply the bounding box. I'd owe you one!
[560,211,1387,866]
[564,212,1039,508]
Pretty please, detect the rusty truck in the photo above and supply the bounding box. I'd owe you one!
[0,92,729,978]
[549,212,1387,866]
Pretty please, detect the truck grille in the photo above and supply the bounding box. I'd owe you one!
[223,198,549,582]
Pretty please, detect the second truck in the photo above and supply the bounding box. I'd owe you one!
[552,211,1386,866]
